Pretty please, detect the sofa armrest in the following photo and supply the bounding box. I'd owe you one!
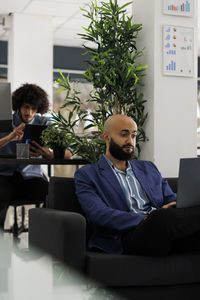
[29,208,87,272]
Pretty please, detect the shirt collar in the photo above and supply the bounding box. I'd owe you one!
[103,154,131,173]
[13,111,36,126]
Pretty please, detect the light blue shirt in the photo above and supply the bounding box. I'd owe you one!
[0,112,51,179]
[103,155,156,215]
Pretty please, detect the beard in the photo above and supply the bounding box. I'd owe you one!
[109,138,134,161]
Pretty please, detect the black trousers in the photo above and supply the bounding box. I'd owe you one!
[122,207,200,256]
[0,172,48,227]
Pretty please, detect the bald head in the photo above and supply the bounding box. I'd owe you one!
[103,114,137,162]
[104,114,137,134]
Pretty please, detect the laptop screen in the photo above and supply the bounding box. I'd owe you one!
[176,158,200,208]
[0,82,13,132]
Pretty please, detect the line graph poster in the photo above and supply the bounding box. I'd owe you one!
[163,25,194,77]
[163,0,193,17]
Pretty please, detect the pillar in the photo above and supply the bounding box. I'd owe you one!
[133,0,198,177]
[8,13,53,105]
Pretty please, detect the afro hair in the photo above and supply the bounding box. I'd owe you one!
[12,83,49,114]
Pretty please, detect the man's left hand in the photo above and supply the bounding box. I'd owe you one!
[30,141,53,159]
[162,201,176,209]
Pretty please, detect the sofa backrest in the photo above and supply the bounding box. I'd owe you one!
[47,176,83,214]
[47,176,178,213]
[166,177,178,193]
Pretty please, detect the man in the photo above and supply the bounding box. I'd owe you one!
[75,114,200,256]
[0,83,72,228]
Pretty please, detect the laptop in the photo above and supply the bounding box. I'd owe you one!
[0,82,13,132]
[176,158,200,208]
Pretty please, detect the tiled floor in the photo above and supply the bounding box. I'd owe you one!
[17,231,29,249]
[1,231,123,300]
[1,206,127,300]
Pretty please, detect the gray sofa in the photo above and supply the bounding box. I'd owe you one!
[29,177,200,300]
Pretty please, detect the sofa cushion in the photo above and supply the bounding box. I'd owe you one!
[86,251,200,286]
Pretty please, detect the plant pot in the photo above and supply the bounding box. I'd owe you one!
[53,147,65,159]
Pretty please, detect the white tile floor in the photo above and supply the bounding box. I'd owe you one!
[18,231,29,249]
[0,231,123,300]
[1,210,124,300]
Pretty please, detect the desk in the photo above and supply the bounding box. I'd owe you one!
[0,157,89,177]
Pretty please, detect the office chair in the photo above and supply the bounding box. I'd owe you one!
[5,197,45,238]
[4,173,48,238]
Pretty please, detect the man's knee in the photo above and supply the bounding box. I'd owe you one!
[138,208,174,236]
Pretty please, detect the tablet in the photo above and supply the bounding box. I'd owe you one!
[22,124,48,145]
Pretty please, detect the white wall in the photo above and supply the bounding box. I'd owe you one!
[8,13,53,106]
[133,0,198,177]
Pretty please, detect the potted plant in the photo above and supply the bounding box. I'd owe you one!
[50,0,148,162]
[41,125,72,159]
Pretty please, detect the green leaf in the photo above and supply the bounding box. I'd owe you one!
[50,0,148,161]
[56,88,66,93]
[118,2,132,11]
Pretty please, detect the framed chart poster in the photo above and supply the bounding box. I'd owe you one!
[163,0,193,17]
[163,25,194,77]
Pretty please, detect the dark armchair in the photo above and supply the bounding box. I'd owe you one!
[29,177,200,300]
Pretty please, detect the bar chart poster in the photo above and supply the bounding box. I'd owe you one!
[163,25,194,77]
[163,0,193,17]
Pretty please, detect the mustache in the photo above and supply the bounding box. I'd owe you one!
[122,144,134,149]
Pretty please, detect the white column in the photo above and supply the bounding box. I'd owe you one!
[133,0,198,177]
[8,13,53,106]
[7,13,54,178]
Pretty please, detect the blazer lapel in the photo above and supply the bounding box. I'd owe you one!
[98,156,126,203]
[130,161,153,201]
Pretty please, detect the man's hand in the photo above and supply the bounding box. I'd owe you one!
[30,141,53,159]
[0,123,25,148]
[162,201,176,209]
[64,149,72,159]
[8,123,25,142]
[30,141,72,159]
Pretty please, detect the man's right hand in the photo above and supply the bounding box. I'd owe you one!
[8,123,25,142]
[0,123,25,148]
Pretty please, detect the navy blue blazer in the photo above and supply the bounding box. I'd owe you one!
[74,155,177,254]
